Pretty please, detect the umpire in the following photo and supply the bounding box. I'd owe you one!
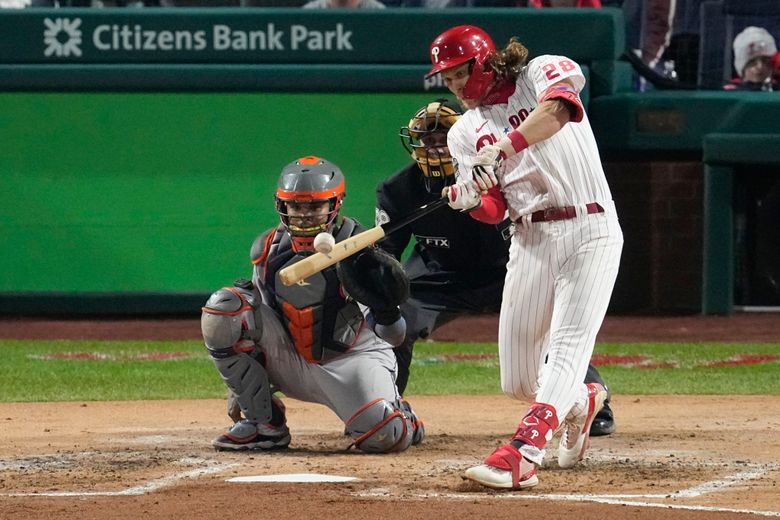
[375,99,616,436]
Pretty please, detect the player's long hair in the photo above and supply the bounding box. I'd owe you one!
[487,38,529,80]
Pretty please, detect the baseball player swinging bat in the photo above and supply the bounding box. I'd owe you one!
[279,195,449,286]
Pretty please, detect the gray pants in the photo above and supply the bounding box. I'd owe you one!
[256,304,401,424]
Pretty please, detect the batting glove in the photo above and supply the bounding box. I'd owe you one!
[472,164,498,192]
[474,144,502,166]
[446,181,482,212]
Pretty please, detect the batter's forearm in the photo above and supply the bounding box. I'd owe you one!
[496,100,571,157]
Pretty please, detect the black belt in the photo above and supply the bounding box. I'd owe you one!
[529,202,604,223]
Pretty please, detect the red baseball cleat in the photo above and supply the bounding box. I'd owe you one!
[464,443,538,490]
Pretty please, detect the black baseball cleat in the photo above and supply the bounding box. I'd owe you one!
[589,400,616,437]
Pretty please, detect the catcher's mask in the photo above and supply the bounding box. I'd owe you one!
[275,156,346,253]
[399,99,462,193]
[426,25,496,101]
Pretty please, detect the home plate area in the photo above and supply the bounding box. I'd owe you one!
[0,396,778,519]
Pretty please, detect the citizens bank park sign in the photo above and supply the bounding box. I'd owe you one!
[42,18,354,56]
[0,11,439,63]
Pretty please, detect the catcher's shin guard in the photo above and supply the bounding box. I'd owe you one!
[211,354,273,424]
[345,398,422,453]
[202,286,272,424]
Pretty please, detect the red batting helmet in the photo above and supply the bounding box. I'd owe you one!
[426,25,497,100]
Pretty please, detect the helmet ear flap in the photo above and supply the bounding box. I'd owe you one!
[462,57,496,100]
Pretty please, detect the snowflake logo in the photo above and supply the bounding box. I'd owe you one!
[43,18,83,58]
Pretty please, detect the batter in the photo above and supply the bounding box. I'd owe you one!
[426,25,624,489]
[377,99,618,440]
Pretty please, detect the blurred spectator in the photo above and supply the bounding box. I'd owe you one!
[303,0,385,7]
[29,0,160,5]
[659,0,704,85]
[0,0,30,7]
[29,0,91,5]
[724,26,780,91]
[527,0,601,6]
[624,0,675,71]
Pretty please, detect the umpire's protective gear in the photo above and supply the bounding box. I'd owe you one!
[337,247,410,326]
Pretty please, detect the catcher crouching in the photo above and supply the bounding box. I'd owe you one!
[201,156,424,453]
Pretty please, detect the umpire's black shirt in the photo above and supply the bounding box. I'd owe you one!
[376,163,510,279]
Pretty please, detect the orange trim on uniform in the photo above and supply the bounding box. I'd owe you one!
[281,300,316,363]
[252,230,277,266]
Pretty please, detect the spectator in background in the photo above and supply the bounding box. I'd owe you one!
[724,26,780,91]
[623,0,676,72]
[526,0,601,6]
[303,0,385,8]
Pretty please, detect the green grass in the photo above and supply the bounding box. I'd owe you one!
[1,339,778,402]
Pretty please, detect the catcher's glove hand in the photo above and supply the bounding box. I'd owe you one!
[337,247,410,325]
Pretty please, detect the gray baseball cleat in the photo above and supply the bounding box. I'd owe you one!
[212,419,291,451]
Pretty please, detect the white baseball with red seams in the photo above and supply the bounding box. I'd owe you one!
[446,54,624,429]
[313,232,336,254]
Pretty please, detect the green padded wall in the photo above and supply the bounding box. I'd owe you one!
[0,92,434,293]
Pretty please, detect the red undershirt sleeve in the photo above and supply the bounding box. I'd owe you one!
[468,186,507,224]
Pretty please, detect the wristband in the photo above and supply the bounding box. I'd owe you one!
[507,130,530,154]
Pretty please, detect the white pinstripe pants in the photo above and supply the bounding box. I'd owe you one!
[498,204,623,426]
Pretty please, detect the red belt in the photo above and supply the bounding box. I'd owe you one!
[530,203,604,223]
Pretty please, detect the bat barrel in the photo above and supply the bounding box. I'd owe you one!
[278,226,386,286]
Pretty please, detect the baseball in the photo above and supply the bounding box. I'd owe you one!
[313,232,336,254]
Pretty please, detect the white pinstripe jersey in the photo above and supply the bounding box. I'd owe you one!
[447,55,614,221]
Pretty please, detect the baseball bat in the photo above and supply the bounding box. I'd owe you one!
[278,195,449,286]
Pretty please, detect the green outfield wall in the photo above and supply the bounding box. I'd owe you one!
[1,92,434,297]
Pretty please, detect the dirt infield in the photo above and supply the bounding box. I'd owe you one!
[1,314,779,519]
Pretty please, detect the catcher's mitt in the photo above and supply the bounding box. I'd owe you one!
[337,247,409,324]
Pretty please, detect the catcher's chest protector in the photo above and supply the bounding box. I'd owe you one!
[262,225,363,364]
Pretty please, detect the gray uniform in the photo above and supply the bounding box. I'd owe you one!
[202,218,423,453]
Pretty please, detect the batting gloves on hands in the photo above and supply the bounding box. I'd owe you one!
[475,144,503,166]
[472,144,502,193]
[473,164,499,192]
[445,181,482,212]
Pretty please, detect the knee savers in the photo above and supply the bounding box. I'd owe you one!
[202,284,271,424]
[345,398,422,453]
[201,284,263,355]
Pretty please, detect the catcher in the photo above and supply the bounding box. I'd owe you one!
[201,156,424,453]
